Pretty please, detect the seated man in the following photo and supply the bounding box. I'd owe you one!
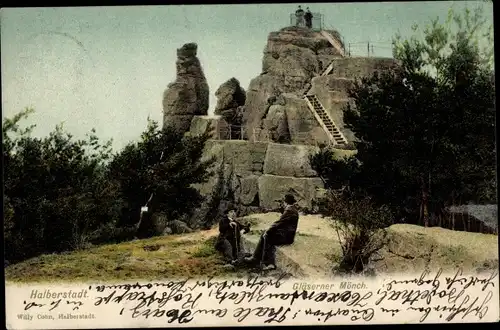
[215,205,250,265]
[244,194,299,270]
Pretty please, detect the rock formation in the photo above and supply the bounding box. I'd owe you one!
[163,43,210,134]
[242,26,343,143]
[214,78,246,125]
[173,27,400,227]
[242,26,399,145]
[188,140,330,228]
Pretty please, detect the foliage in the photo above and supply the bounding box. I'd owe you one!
[316,189,393,274]
[3,108,118,262]
[311,5,495,230]
[108,118,214,231]
[3,110,213,263]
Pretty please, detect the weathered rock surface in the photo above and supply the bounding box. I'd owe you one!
[189,116,230,140]
[188,141,225,229]
[263,144,319,177]
[221,140,269,175]
[263,104,291,143]
[243,27,343,143]
[240,213,499,279]
[187,141,325,227]
[258,174,324,210]
[233,174,260,206]
[163,43,209,133]
[242,27,400,146]
[214,78,246,129]
[282,94,330,145]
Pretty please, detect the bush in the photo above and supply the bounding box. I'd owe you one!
[318,189,394,274]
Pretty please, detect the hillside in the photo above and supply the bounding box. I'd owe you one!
[5,213,498,283]
[5,229,244,283]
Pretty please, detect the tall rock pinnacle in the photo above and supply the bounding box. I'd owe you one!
[242,26,344,143]
[162,43,210,134]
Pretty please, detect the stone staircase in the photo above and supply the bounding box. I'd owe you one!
[304,94,348,146]
[299,30,349,146]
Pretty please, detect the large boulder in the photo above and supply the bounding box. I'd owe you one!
[189,116,230,140]
[221,140,269,175]
[264,104,291,143]
[282,94,330,145]
[163,43,210,133]
[188,141,225,228]
[243,74,282,141]
[214,78,246,127]
[232,174,260,206]
[258,174,324,211]
[263,143,319,177]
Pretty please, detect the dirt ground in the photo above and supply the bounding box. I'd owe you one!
[6,212,498,283]
[240,212,499,279]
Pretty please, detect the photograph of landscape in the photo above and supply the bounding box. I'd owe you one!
[2,1,497,286]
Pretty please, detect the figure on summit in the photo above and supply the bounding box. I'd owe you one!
[295,6,305,27]
[305,8,313,28]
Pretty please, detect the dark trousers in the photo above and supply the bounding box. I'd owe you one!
[252,234,277,265]
[216,234,245,262]
[217,238,235,262]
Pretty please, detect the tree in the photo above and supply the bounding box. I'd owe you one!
[311,4,495,228]
[3,108,119,262]
[107,119,214,234]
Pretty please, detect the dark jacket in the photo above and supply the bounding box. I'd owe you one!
[266,204,299,245]
[219,214,231,235]
[218,215,245,241]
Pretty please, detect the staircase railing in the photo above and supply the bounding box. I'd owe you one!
[320,30,345,57]
[299,29,349,146]
[304,94,348,146]
[303,95,335,142]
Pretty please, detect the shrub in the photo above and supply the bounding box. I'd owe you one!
[319,189,394,274]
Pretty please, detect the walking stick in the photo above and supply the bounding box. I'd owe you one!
[233,224,239,259]
[260,234,267,270]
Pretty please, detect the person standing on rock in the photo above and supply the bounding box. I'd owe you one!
[244,194,299,271]
[295,6,305,27]
[215,205,250,266]
[305,8,313,29]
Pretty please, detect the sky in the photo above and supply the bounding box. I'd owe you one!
[1,1,494,152]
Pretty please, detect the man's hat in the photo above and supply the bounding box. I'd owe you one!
[284,194,297,205]
[223,203,236,214]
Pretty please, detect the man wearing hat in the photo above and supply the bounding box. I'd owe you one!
[215,204,250,265]
[244,194,299,270]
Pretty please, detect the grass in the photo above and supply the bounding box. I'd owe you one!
[5,229,248,284]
